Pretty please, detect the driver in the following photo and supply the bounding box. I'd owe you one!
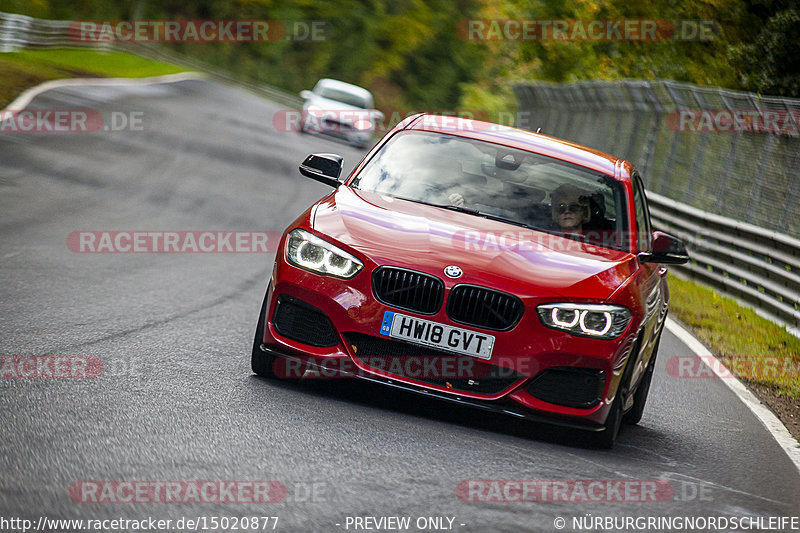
[550,184,590,233]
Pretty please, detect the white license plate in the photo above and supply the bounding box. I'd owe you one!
[379,311,495,360]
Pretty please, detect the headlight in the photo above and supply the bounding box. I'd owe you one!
[286,229,363,279]
[537,303,632,339]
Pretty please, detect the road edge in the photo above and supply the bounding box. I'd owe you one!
[6,72,799,473]
[3,71,206,112]
[665,317,800,474]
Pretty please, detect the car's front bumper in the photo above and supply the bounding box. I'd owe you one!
[300,110,373,145]
[259,249,639,428]
[257,342,605,432]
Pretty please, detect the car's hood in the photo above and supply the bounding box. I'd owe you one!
[312,188,638,301]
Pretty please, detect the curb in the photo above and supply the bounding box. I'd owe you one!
[3,71,206,112]
[665,317,800,474]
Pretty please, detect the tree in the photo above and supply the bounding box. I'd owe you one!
[734,8,800,96]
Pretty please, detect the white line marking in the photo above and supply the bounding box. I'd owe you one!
[665,317,800,474]
[3,71,206,112]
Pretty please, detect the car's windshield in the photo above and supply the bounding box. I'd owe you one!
[351,130,629,250]
[316,87,371,108]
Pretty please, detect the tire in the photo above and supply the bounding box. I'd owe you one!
[592,392,623,449]
[251,285,277,378]
[623,333,662,425]
[592,334,643,448]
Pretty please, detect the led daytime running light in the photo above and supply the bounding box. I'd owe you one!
[578,310,612,336]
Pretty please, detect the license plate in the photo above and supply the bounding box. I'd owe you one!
[379,311,495,360]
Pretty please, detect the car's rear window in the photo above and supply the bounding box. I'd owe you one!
[351,130,629,250]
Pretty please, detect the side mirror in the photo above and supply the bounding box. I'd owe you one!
[299,90,313,100]
[639,231,689,265]
[299,153,344,187]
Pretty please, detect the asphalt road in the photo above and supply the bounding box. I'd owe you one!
[1,78,799,532]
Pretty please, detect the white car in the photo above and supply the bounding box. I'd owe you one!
[299,79,384,148]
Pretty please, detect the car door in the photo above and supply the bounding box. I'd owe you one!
[629,172,666,388]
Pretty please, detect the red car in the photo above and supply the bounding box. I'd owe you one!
[252,114,688,448]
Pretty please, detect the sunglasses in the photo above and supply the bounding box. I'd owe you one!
[555,202,585,214]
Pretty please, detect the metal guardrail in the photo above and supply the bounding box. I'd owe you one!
[648,192,800,328]
[514,80,800,331]
[0,11,303,109]
[513,80,800,237]
[0,12,109,51]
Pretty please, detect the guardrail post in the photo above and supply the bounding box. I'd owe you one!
[780,149,800,233]
[660,82,685,197]
[683,89,712,205]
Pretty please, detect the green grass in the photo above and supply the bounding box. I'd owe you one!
[0,48,189,108]
[668,275,800,401]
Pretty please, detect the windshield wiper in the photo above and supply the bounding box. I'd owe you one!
[437,204,482,215]
[390,196,542,231]
[435,204,538,230]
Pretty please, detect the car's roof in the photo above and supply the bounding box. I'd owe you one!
[402,114,625,178]
[315,78,373,98]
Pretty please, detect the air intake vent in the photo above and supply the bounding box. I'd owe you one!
[527,367,606,408]
[345,332,524,395]
[372,267,444,315]
[272,294,338,347]
[447,285,523,331]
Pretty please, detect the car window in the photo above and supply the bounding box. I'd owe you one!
[351,130,629,250]
[632,173,651,251]
[316,87,371,108]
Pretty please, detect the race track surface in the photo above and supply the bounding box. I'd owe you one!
[1,79,799,532]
